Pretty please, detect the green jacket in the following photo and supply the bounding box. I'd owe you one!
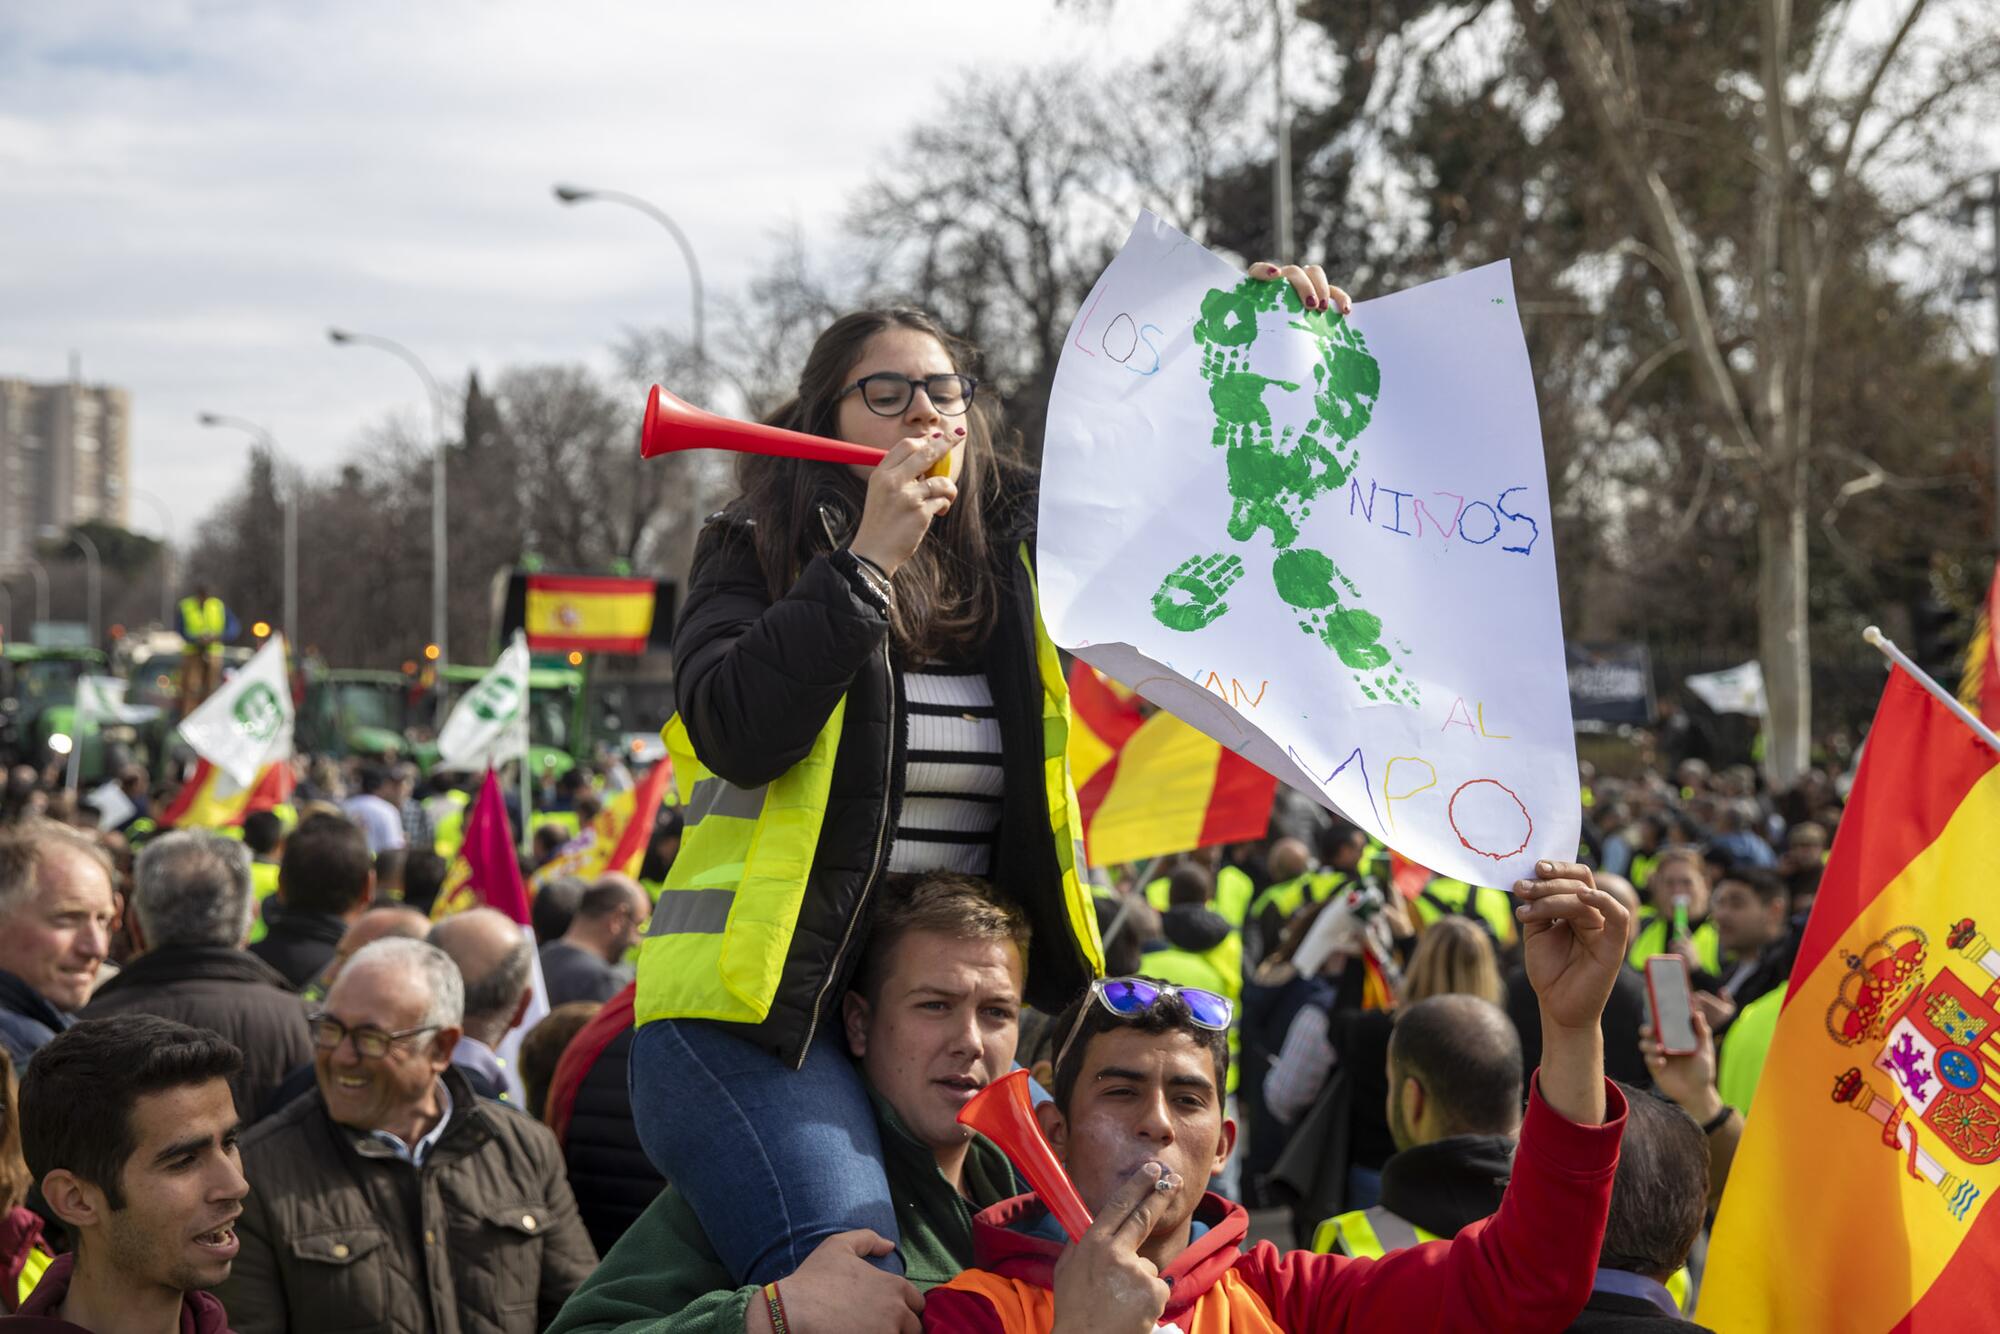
[544,1091,1020,1334]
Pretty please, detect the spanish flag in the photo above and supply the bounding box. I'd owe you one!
[1068,662,1276,867]
[1960,558,2000,730]
[531,760,675,887]
[1697,667,2000,1330]
[524,574,657,654]
[157,758,294,829]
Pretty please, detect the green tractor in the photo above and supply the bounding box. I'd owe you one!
[0,644,114,781]
[412,659,588,781]
[300,668,417,760]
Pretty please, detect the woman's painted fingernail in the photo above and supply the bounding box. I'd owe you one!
[953,426,967,437]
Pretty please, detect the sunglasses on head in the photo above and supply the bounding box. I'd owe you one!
[1050,977,1235,1081]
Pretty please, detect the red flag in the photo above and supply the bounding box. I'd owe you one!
[432,769,530,924]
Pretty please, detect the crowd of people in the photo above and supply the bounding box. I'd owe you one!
[0,268,1851,1332]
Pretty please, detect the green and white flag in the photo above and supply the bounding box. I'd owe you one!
[77,675,161,726]
[176,635,295,787]
[437,630,531,771]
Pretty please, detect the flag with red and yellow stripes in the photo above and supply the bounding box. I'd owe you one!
[1959,558,2000,730]
[531,760,675,888]
[157,758,294,829]
[1698,667,2000,1331]
[1068,662,1276,867]
[524,574,658,655]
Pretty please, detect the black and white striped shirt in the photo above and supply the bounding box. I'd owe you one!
[891,663,1004,875]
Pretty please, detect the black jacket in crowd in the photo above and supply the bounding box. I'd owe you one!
[83,944,313,1120]
[246,906,348,991]
[672,478,1094,1067]
[1374,1132,1515,1238]
[561,1023,663,1255]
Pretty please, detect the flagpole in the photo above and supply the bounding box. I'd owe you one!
[64,691,84,792]
[1863,625,2000,758]
[518,757,534,857]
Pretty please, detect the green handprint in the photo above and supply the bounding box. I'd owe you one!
[1151,274,1417,708]
[1152,552,1245,631]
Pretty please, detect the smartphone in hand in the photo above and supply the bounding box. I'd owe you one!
[1645,954,1699,1057]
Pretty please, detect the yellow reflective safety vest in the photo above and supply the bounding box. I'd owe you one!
[246,859,281,945]
[1413,877,1519,947]
[1145,864,1254,928]
[15,1243,51,1309]
[1718,985,1782,1114]
[430,790,470,859]
[179,595,226,652]
[1626,909,1722,975]
[637,545,1103,1066]
[1314,1205,1693,1310]
[1312,1206,1440,1256]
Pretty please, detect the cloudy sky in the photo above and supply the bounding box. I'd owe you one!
[1,1,1215,543]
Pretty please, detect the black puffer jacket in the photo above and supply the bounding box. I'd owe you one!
[562,1023,661,1254]
[672,477,1095,1066]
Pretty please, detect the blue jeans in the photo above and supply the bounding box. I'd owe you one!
[629,1017,900,1285]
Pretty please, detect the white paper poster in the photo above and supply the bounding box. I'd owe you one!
[1040,211,1579,890]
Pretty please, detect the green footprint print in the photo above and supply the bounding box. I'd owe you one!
[1151,275,1416,707]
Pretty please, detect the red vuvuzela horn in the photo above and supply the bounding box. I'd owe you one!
[956,1069,1094,1243]
[640,385,888,467]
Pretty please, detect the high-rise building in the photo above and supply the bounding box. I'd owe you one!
[0,368,131,568]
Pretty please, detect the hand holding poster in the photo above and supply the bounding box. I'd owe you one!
[1040,212,1578,890]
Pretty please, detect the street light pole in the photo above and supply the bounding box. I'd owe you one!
[41,527,101,649]
[552,183,708,573]
[23,560,48,632]
[196,414,299,654]
[326,328,449,718]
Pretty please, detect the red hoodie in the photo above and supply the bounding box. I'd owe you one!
[923,1075,1627,1334]
[11,1254,234,1334]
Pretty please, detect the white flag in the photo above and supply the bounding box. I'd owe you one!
[1685,661,1767,717]
[1041,212,1579,890]
[436,631,532,771]
[176,636,295,788]
[77,675,161,726]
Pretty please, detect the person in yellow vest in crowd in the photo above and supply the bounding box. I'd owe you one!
[1244,822,1372,967]
[1245,837,1319,966]
[240,809,287,946]
[1625,847,1722,979]
[1143,865,1244,1092]
[175,582,230,717]
[630,300,1138,1292]
[1412,873,1520,950]
[427,778,471,860]
[1317,996,1701,1323]
[0,1048,55,1312]
[1311,994,1524,1260]
[1145,844,1255,931]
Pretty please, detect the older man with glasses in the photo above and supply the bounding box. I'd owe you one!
[216,937,596,1334]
